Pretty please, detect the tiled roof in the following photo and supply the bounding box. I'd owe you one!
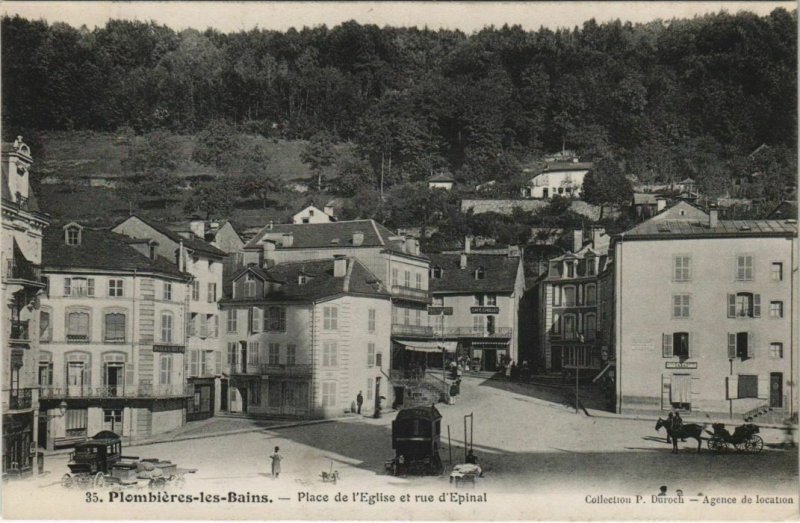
[124,215,227,257]
[543,161,593,172]
[768,200,798,220]
[222,258,389,303]
[622,219,797,240]
[42,227,189,278]
[429,253,520,294]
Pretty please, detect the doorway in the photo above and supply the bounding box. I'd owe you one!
[220,380,228,412]
[483,350,497,372]
[770,372,783,408]
[551,346,562,371]
[105,364,123,396]
[103,408,123,433]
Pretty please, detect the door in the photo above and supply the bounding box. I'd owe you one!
[103,409,122,433]
[770,373,783,408]
[551,346,562,371]
[38,414,48,449]
[67,362,84,396]
[483,350,497,372]
[220,380,228,412]
[240,387,248,413]
[105,364,123,396]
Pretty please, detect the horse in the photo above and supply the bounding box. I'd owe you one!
[655,418,705,453]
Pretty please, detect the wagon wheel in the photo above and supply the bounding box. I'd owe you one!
[707,437,726,452]
[61,473,73,488]
[93,472,106,488]
[745,435,764,453]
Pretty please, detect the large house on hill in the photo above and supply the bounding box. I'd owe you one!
[521,156,593,200]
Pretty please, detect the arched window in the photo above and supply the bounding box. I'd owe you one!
[474,267,485,280]
[563,286,576,307]
[40,308,52,342]
[66,308,91,342]
[160,311,174,343]
[104,312,126,343]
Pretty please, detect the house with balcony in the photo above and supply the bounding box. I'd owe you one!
[39,225,192,448]
[219,255,391,419]
[2,138,50,476]
[613,203,797,419]
[112,215,227,421]
[521,156,593,200]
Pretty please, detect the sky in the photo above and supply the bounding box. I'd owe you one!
[2,1,794,33]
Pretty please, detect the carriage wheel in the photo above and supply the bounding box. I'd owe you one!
[93,472,106,488]
[707,437,726,452]
[745,435,764,453]
[61,473,73,488]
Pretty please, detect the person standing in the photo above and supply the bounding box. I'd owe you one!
[356,391,364,414]
[270,446,282,478]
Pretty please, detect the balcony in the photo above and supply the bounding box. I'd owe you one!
[391,324,435,337]
[9,320,30,342]
[66,334,89,344]
[442,326,513,339]
[391,285,431,304]
[258,364,312,377]
[4,256,44,287]
[5,388,33,410]
[40,384,193,399]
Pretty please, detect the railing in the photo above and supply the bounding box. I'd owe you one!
[441,326,513,338]
[40,384,193,399]
[391,285,430,303]
[391,324,434,337]
[4,257,42,284]
[66,334,89,343]
[258,364,312,377]
[10,320,30,341]
[6,388,33,410]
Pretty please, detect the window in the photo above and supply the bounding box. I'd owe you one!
[160,312,173,343]
[159,355,173,385]
[729,293,760,318]
[109,279,124,297]
[415,309,421,326]
[566,262,574,278]
[251,307,263,333]
[432,296,443,306]
[391,268,398,287]
[87,278,95,297]
[475,267,485,280]
[673,294,690,318]
[552,286,561,306]
[268,343,280,365]
[245,274,256,297]
[486,294,497,306]
[163,283,172,301]
[322,381,337,407]
[367,343,376,367]
[40,310,51,342]
[585,285,597,306]
[66,227,80,246]
[65,409,88,435]
[266,306,286,332]
[473,315,485,334]
[474,294,485,306]
[227,342,238,366]
[286,344,296,366]
[210,315,218,338]
[64,278,71,296]
[403,308,410,325]
[738,375,758,399]
[402,270,410,287]
[66,311,90,342]
[207,283,217,303]
[376,352,383,368]
[551,313,561,335]
[736,255,753,281]
[247,342,259,364]
[771,262,783,281]
[192,281,200,301]
[104,313,126,343]
[586,258,596,276]
[770,343,784,359]
[199,314,208,338]
[322,342,338,367]
[663,332,689,358]
[368,309,376,332]
[103,409,123,424]
[367,378,373,400]
[674,256,691,282]
[728,332,752,359]
[585,314,597,341]
[66,277,94,297]
[227,310,238,333]
[188,350,200,377]
[323,307,338,330]
[770,301,783,318]
[486,315,496,335]
[431,266,442,279]
[563,315,575,340]
[564,287,576,307]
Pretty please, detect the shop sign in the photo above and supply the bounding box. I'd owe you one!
[153,344,185,354]
[470,306,499,314]
[428,306,453,315]
[666,361,697,369]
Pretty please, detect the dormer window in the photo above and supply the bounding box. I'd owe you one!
[565,262,575,278]
[475,267,485,280]
[149,244,156,260]
[64,224,83,246]
[430,266,443,279]
[298,274,307,285]
[245,273,256,297]
[586,257,595,276]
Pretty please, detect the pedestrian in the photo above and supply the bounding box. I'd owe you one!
[356,391,363,414]
[665,412,674,444]
[657,485,668,497]
[270,446,282,478]
[672,411,686,442]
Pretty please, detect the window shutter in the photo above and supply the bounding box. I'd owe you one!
[248,307,254,333]
[753,294,761,317]
[727,294,736,318]
[727,333,736,359]
[757,376,769,399]
[662,334,672,358]
[102,364,107,388]
[215,352,222,375]
[125,363,134,386]
[213,315,219,337]
[661,375,672,409]
[746,332,754,359]
[726,376,738,399]
[83,366,92,387]
[687,332,693,359]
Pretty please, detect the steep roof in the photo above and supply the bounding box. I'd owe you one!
[223,258,389,303]
[42,227,189,278]
[767,200,798,220]
[429,253,520,294]
[244,219,409,253]
[122,215,227,258]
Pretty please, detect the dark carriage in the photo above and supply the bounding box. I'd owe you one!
[707,423,764,453]
[385,405,444,476]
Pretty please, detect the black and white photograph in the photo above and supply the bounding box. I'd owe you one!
[1,1,797,520]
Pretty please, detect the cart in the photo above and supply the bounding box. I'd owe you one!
[706,423,764,453]
[385,406,444,476]
[61,431,196,489]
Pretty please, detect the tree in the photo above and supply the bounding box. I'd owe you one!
[192,119,240,169]
[300,131,336,191]
[581,158,633,219]
[332,150,374,196]
[184,178,237,219]
[119,130,182,209]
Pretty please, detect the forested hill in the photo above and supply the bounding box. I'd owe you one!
[2,10,797,194]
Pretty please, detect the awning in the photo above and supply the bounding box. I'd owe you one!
[396,340,458,353]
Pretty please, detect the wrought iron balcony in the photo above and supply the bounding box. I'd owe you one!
[258,364,312,377]
[66,334,89,343]
[40,384,193,399]
[5,388,33,410]
[390,285,431,303]
[4,257,43,286]
[391,324,435,337]
[441,326,513,338]
[9,320,30,342]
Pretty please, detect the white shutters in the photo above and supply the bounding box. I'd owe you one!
[251,307,263,333]
[757,377,769,399]
[753,294,761,318]
[661,375,671,409]
[727,333,736,359]
[662,334,672,358]
[727,376,739,399]
[727,294,736,318]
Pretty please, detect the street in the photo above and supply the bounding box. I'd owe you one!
[5,376,797,520]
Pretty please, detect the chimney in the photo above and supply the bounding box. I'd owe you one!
[709,207,719,228]
[460,252,468,270]
[412,238,420,256]
[656,198,667,212]
[573,229,583,253]
[464,236,472,254]
[189,219,205,240]
[178,240,185,271]
[333,255,347,277]
[281,232,294,247]
[262,240,276,268]
[353,231,364,247]
[404,236,415,254]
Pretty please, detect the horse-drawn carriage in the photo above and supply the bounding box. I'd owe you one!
[706,423,763,453]
[61,431,196,489]
[385,406,444,476]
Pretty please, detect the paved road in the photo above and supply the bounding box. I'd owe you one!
[5,376,797,520]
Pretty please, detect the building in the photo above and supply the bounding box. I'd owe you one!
[219,256,391,418]
[2,138,50,476]
[427,172,455,191]
[521,157,593,199]
[613,204,797,419]
[536,229,610,374]
[112,215,227,421]
[292,205,336,224]
[39,225,192,448]
[423,240,525,372]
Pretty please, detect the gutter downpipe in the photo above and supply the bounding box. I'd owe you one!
[615,233,623,414]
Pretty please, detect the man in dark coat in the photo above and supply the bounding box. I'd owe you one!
[356,391,364,414]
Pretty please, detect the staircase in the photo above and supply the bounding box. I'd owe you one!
[391,370,448,407]
[743,404,787,425]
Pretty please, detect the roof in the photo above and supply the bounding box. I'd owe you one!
[428,172,455,183]
[633,193,659,205]
[768,200,798,220]
[621,219,796,240]
[222,258,390,303]
[543,161,593,172]
[429,253,520,294]
[42,227,189,278]
[395,405,441,422]
[122,215,227,258]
